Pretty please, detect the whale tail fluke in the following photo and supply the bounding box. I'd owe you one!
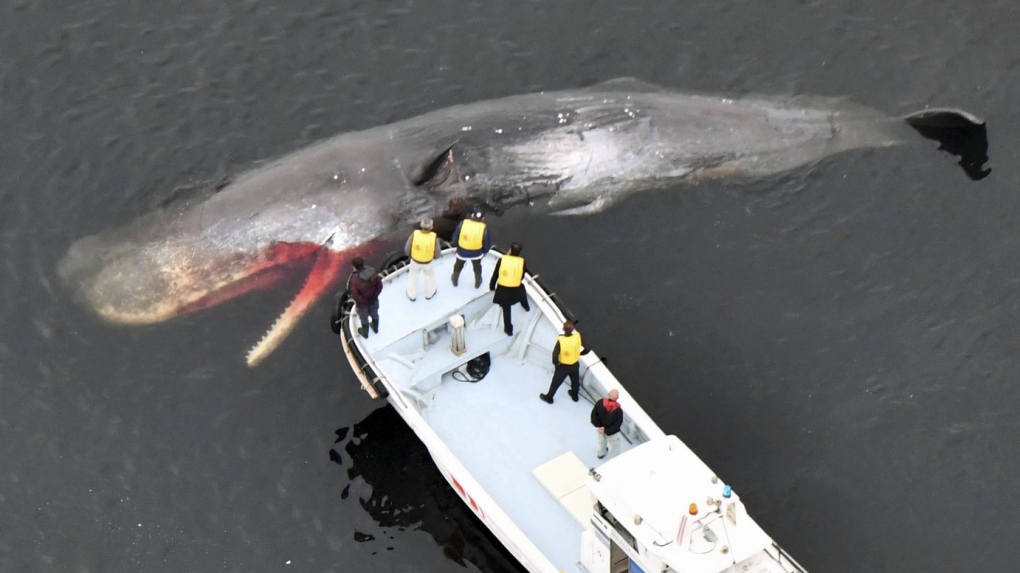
[904,108,990,181]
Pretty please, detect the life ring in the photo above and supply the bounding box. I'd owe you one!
[377,251,410,274]
[329,290,350,334]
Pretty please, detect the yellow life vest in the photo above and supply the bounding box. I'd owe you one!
[410,230,437,263]
[457,219,486,251]
[497,255,525,288]
[557,332,583,365]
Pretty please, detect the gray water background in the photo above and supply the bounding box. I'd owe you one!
[2,1,1019,571]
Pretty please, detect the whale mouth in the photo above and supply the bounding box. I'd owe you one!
[58,234,349,366]
[904,108,990,181]
[59,236,321,322]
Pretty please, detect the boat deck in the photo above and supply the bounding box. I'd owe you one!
[432,359,610,569]
[350,250,639,571]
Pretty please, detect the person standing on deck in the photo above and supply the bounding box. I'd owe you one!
[540,320,591,404]
[349,256,382,338]
[404,218,441,301]
[590,389,623,459]
[489,242,530,336]
[450,209,491,289]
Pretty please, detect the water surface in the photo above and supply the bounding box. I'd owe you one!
[1,1,1018,572]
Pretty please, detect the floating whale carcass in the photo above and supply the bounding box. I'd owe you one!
[57,79,988,365]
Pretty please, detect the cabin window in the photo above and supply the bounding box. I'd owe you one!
[596,501,637,551]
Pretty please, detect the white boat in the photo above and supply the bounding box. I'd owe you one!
[335,247,808,573]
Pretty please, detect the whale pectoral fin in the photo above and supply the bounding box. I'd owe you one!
[154,174,233,212]
[548,194,620,216]
[246,247,347,367]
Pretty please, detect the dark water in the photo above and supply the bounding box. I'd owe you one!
[2,1,1019,571]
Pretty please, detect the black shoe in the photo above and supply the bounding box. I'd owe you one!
[504,328,513,336]
[370,320,379,334]
[451,273,459,287]
[539,393,553,404]
[474,275,482,289]
[597,452,606,460]
[357,326,369,338]
[569,391,579,402]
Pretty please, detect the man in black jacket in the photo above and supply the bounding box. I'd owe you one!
[590,389,623,460]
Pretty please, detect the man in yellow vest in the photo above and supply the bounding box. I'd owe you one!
[488,242,530,336]
[450,209,491,289]
[540,320,591,404]
[403,218,441,301]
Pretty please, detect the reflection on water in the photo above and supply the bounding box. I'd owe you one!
[332,407,524,573]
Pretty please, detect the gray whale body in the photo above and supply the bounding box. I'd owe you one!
[57,78,988,365]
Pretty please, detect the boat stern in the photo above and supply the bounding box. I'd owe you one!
[582,436,807,573]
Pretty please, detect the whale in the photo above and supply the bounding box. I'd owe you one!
[57,78,988,366]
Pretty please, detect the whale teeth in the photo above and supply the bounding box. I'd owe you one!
[246,298,296,367]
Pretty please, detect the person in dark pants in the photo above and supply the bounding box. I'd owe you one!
[489,242,530,336]
[348,256,382,338]
[540,320,591,404]
[450,209,491,289]
[590,389,623,459]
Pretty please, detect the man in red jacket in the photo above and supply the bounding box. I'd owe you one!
[590,389,623,460]
[349,257,382,338]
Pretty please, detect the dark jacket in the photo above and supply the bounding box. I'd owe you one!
[488,257,529,306]
[590,399,623,436]
[451,220,492,259]
[349,267,382,308]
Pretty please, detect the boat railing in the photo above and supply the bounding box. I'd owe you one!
[522,274,579,325]
[338,309,388,400]
[336,284,414,410]
[767,541,809,573]
[517,268,668,447]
